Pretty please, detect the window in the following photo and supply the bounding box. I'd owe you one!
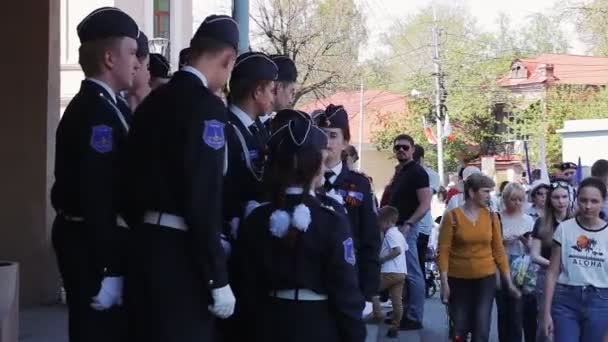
[510,62,527,79]
[154,0,171,56]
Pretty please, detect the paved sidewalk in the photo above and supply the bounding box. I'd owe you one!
[19,297,498,342]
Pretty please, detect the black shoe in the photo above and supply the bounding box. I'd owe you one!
[386,329,399,338]
[384,318,392,325]
[399,319,423,331]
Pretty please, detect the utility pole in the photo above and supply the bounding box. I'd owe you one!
[432,6,445,186]
[358,77,364,171]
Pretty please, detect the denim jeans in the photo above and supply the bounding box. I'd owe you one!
[401,223,425,323]
[551,283,608,342]
[448,274,496,342]
[535,268,550,342]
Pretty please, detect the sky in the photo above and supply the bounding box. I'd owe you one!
[358,0,587,59]
[192,0,587,58]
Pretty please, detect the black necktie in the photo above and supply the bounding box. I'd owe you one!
[249,123,259,137]
[324,171,335,191]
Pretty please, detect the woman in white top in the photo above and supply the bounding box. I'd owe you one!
[543,177,608,342]
[497,182,535,342]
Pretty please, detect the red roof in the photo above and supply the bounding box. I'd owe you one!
[298,90,408,144]
[498,53,608,87]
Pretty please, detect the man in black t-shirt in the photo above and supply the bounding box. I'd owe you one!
[388,134,431,330]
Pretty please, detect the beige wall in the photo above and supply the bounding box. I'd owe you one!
[359,149,395,201]
[1,0,60,306]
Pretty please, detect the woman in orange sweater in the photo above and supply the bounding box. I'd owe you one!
[438,173,521,342]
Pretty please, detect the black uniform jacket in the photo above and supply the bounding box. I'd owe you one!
[327,166,381,298]
[124,70,228,288]
[234,193,366,342]
[51,80,131,275]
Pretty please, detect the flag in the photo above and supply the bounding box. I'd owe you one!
[442,112,455,142]
[538,134,550,183]
[576,157,583,185]
[422,116,437,145]
[523,140,532,185]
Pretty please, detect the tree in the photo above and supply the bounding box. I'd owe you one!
[519,13,570,54]
[564,0,608,55]
[368,4,514,173]
[508,85,608,167]
[368,4,578,175]
[250,0,366,105]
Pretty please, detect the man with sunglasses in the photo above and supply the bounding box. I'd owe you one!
[388,134,432,330]
[559,162,578,185]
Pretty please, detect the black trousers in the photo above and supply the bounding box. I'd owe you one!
[448,275,496,342]
[51,216,128,342]
[258,298,340,342]
[126,224,214,342]
[522,293,537,342]
[496,289,524,342]
[417,233,430,281]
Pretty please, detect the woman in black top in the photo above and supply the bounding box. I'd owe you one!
[234,118,366,342]
[530,180,573,342]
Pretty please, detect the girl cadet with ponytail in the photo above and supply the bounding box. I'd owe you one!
[234,115,366,342]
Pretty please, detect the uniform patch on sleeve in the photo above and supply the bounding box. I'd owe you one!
[343,237,356,265]
[348,191,364,201]
[90,125,113,153]
[203,120,225,150]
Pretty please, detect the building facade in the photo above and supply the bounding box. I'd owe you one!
[60,0,193,113]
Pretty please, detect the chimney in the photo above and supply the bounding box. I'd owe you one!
[538,63,555,78]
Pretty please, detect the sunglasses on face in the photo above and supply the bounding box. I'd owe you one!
[551,181,570,189]
[393,144,411,152]
[560,162,578,171]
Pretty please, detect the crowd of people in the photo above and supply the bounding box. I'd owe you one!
[50,6,608,342]
[433,160,608,342]
[54,7,378,342]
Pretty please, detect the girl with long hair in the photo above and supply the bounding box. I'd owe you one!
[234,118,366,342]
[543,177,608,341]
[531,180,574,342]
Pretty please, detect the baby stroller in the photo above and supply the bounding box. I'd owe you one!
[425,247,440,298]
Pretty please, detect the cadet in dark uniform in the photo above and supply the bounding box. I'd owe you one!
[179,47,191,69]
[123,15,239,342]
[259,54,298,129]
[148,53,171,90]
[314,104,381,300]
[50,7,139,342]
[124,31,151,111]
[269,108,309,134]
[235,119,366,342]
[270,54,298,111]
[223,52,278,235]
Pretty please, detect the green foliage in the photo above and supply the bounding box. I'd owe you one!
[566,0,608,55]
[509,86,608,166]
[368,3,584,174]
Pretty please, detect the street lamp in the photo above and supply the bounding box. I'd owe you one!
[411,88,445,186]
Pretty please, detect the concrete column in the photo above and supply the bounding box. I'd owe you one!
[232,0,250,54]
[0,0,61,306]
[169,0,193,69]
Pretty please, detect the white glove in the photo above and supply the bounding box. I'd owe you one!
[208,284,236,319]
[90,276,123,311]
